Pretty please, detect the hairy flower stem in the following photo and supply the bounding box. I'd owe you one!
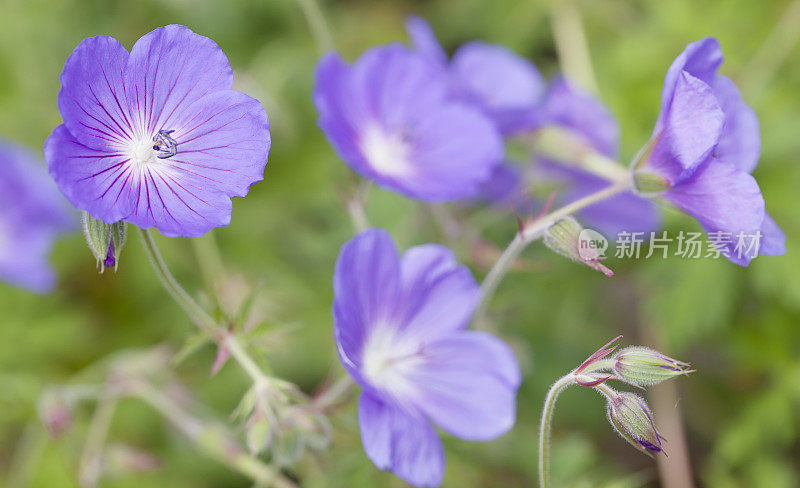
[539,375,575,488]
[475,179,633,327]
[138,228,271,387]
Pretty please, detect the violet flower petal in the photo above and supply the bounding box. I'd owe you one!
[358,393,445,487]
[664,161,765,266]
[332,228,401,383]
[647,71,725,184]
[711,75,761,174]
[450,42,546,134]
[47,25,269,237]
[398,244,480,341]
[313,45,502,202]
[408,331,520,441]
[124,24,233,135]
[57,35,134,150]
[405,16,448,67]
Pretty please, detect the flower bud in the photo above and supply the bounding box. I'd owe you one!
[606,391,663,456]
[245,412,273,455]
[37,389,73,438]
[293,408,332,451]
[544,217,614,277]
[82,212,127,273]
[613,346,692,387]
[271,415,303,466]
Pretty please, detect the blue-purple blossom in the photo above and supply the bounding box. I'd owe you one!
[0,140,73,292]
[313,44,503,202]
[333,229,520,487]
[45,25,271,238]
[535,77,661,237]
[635,38,786,265]
[406,16,546,135]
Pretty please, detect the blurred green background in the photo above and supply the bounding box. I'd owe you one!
[1,0,799,486]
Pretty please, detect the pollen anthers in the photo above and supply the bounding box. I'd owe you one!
[128,129,178,169]
[152,130,178,159]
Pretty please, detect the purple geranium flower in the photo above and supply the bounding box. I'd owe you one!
[535,76,661,238]
[313,44,503,202]
[333,229,520,487]
[0,140,73,292]
[406,16,546,135]
[635,38,785,265]
[45,25,270,238]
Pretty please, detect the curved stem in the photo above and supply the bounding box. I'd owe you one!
[139,228,218,336]
[475,180,633,327]
[539,375,575,488]
[138,228,271,386]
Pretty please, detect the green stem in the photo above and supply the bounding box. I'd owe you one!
[191,231,226,287]
[539,375,575,488]
[475,179,633,327]
[740,0,800,99]
[79,393,118,488]
[530,127,630,182]
[134,383,298,488]
[138,228,271,386]
[550,0,599,94]
[296,0,334,53]
[139,228,218,336]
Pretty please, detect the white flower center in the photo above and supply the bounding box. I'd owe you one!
[360,125,413,178]
[361,325,423,396]
[129,138,158,167]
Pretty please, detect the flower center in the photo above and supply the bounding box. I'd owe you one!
[131,139,157,166]
[361,325,423,395]
[360,125,413,178]
[129,129,178,167]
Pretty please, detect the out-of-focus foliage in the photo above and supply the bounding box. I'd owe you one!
[1,0,798,487]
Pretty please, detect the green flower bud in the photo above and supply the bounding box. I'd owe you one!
[544,217,614,277]
[245,412,273,455]
[82,212,127,273]
[606,391,663,456]
[271,415,303,466]
[613,346,692,387]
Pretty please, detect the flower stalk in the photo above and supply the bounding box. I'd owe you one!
[138,228,272,387]
[475,179,633,327]
[538,338,691,486]
[538,374,574,488]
